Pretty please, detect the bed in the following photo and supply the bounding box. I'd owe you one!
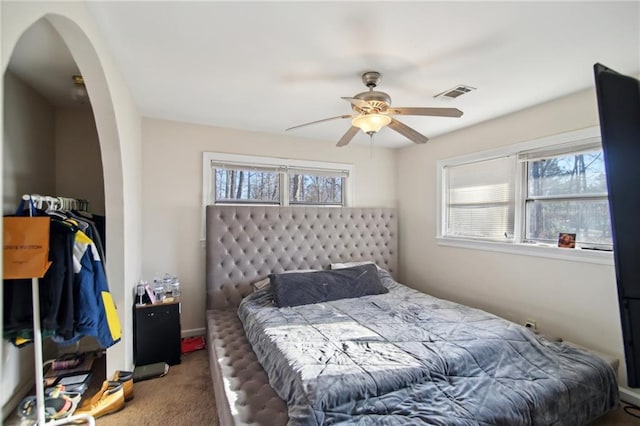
[205,205,619,425]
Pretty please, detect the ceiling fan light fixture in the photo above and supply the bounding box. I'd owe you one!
[70,74,88,104]
[352,113,391,134]
[286,70,463,147]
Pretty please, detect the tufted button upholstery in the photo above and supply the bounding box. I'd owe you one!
[207,309,288,425]
[205,206,398,424]
[206,206,398,309]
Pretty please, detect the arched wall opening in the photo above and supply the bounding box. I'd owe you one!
[2,7,135,414]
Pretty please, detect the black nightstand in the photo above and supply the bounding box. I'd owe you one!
[133,300,181,366]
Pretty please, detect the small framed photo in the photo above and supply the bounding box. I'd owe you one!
[558,233,576,248]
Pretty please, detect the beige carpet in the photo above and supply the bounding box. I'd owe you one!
[97,347,637,426]
[96,349,217,426]
[591,402,640,425]
[5,347,640,425]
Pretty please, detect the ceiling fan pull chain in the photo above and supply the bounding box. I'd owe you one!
[370,133,374,159]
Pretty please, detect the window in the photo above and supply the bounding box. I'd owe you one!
[445,156,516,241]
[202,153,352,239]
[438,127,613,262]
[203,152,352,225]
[522,148,610,248]
[288,169,345,205]
[213,165,282,204]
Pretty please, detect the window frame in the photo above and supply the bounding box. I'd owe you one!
[522,154,609,247]
[437,127,613,265]
[201,152,354,239]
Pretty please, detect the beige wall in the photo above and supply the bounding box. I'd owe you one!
[1,69,56,412]
[396,87,626,384]
[55,107,105,215]
[2,59,108,420]
[3,71,56,213]
[3,1,143,382]
[141,117,397,332]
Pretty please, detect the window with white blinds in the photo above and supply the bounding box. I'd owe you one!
[203,152,352,207]
[444,156,516,241]
[201,152,353,239]
[438,127,613,259]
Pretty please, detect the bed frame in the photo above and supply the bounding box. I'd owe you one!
[205,205,620,424]
[205,205,397,425]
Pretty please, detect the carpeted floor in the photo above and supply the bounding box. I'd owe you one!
[95,353,640,426]
[4,348,217,426]
[96,349,217,426]
[591,402,640,425]
[5,346,640,425]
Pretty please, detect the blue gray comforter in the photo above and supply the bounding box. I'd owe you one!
[238,270,618,425]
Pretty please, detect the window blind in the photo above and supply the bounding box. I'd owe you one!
[445,156,516,239]
[517,138,602,162]
[211,161,287,173]
[287,167,349,178]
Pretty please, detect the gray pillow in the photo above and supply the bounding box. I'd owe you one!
[270,264,388,308]
[252,269,319,291]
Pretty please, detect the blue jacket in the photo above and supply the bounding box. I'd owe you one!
[52,227,121,348]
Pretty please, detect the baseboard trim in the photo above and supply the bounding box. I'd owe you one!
[619,386,640,407]
[181,328,205,338]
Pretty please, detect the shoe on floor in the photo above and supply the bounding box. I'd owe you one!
[75,381,124,419]
[17,395,78,421]
[45,385,82,405]
[111,370,134,401]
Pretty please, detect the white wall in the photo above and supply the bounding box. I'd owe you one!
[2,51,112,420]
[55,107,105,215]
[2,1,143,380]
[396,87,626,383]
[3,71,56,212]
[141,117,397,333]
[1,69,56,414]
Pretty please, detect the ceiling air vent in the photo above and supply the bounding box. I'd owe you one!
[434,84,476,101]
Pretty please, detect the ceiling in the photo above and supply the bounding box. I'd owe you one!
[7,18,85,108]
[7,2,640,148]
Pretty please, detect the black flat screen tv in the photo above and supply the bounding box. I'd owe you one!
[594,63,640,387]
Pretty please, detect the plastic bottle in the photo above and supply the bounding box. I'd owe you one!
[136,280,148,306]
[153,274,164,303]
[171,276,181,297]
[162,273,173,295]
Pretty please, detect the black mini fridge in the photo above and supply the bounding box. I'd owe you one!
[133,301,181,366]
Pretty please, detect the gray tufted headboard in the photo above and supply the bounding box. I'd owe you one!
[206,205,397,310]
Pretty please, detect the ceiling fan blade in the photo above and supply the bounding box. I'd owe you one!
[387,107,463,118]
[340,97,370,110]
[388,118,429,144]
[336,126,360,147]
[286,114,352,131]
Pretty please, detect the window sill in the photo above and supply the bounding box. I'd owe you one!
[436,237,614,266]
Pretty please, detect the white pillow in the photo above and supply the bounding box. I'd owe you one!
[331,261,380,270]
[252,269,319,291]
[252,277,271,291]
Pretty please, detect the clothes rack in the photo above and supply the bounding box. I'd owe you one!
[28,194,90,213]
[20,194,95,426]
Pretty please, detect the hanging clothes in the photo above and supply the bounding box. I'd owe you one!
[3,217,77,341]
[52,225,121,347]
[2,197,121,349]
[72,210,106,261]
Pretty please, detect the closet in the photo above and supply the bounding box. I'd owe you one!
[3,18,107,420]
[4,194,117,424]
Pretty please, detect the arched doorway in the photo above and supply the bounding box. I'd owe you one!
[2,7,135,413]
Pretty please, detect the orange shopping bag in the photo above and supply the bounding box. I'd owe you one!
[3,216,52,279]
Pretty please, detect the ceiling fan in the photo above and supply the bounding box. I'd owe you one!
[286,71,464,147]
